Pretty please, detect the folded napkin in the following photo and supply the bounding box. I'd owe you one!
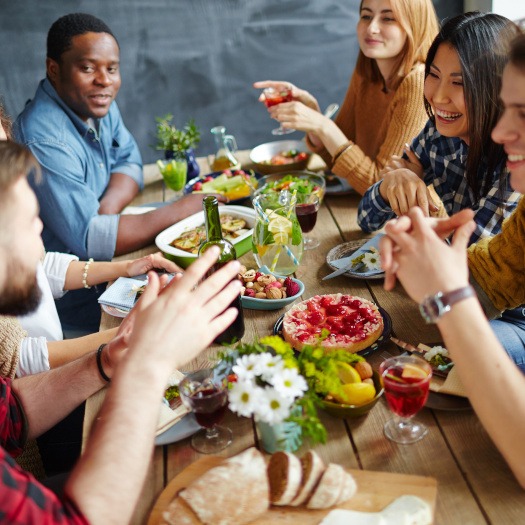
[331,234,385,277]
[98,276,145,311]
[156,370,190,436]
[417,344,467,398]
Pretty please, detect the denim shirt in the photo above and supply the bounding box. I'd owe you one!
[14,78,143,260]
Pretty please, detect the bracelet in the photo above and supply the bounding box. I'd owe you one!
[332,141,354,165]
[82,258,94,289]
[96,344,111,383]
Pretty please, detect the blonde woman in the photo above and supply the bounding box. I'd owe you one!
[254,0,438,194]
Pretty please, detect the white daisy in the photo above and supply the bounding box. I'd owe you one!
[232,353,263,381]
[362,249,381,271]
[271,368,308,400]
[256,390,292,425]
[258,354,286,382]
[228,380,260,418]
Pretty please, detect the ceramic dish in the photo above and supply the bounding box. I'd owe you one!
[326,239,385,280]
[319,371,384,418]
[273,306,392,358]
[154,413,201,446]
[240,266,304,310]
[249,140,310,174]
[155,205,255,268]
[324,171,355,195]
[253,170,326,203]
[101,304,129,318]
[183,169,263,205]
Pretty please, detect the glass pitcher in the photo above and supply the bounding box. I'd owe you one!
[252,192,303,275]
[211,126,240,171]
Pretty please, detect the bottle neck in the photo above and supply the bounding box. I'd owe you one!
[203,197,223,242]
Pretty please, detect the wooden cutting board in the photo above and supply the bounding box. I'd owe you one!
[148,456,437,525]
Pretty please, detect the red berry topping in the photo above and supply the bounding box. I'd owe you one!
[193,181,203,191]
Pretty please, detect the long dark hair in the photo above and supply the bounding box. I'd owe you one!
[424,11,520,200]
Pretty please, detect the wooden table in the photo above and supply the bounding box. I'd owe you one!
[83,151,525,525]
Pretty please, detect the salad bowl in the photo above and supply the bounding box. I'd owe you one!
[249,140,310,174]
[252,170,326,203]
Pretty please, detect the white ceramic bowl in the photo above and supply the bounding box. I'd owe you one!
[155,205,255,268]
[249,140,310,174]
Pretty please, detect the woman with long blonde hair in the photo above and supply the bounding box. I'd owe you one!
[254,0,439,194]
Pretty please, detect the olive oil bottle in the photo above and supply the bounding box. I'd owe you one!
[198,196,245,343]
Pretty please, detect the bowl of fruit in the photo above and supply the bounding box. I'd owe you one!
[184,169,262,204]
[253,170,326,203]
[250,140,311,174]
[319,361,384,418]
[238,265,304,310]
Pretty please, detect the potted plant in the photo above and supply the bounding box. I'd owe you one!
[154,114,202,187]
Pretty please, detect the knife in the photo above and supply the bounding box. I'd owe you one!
[322,261,364,280]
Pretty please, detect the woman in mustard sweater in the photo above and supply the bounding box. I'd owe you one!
[378,33,525,487]
[254,0,438,194]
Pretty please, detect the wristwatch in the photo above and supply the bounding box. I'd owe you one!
[419,285,476,324]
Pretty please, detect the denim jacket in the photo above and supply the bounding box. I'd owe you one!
[14,78,143,260]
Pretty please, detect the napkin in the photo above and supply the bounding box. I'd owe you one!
[98,276,145,311]
[331,234,385,277]
[156,370,190,436]
[418,344,467,398]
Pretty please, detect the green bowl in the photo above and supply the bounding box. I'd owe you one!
[253,170,326,203]
[319,371,384,418]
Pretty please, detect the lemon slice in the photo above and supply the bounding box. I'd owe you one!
[332,383,376,406]
[273,232,289,244]
[336,362,361,384]
[401,363,428,380]
[268,215,292,235]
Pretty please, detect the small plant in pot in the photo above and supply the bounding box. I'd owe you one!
[154,114,201,189]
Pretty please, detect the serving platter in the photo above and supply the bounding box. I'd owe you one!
[147,455,437,525]
[326,239,385,280]
[273,306,392,358]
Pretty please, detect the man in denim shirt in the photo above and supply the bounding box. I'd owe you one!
[14,14,216,333]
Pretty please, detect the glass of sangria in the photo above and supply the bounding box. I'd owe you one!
[262,87,295,136]
[179,369,232,454]
[296,193,320,250]
[379,355,432,444]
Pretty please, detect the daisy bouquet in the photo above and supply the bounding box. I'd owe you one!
[216,336,327,447]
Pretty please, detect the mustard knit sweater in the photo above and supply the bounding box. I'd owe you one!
[309,64,428,195]
[469,197,525,313]
[0,315,24,379]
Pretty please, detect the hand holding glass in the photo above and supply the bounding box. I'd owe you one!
[179,369,232,453]
[379,355,432,444]
[263,87,294,136]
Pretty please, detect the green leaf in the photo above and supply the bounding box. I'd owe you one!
[291,219,303,245]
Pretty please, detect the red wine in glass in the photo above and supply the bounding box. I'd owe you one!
[262,87,294,135]
[379,356,432,444]
[296,194,320,249]
[190,386,228,428]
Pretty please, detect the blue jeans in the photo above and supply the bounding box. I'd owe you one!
[490,306,525,374]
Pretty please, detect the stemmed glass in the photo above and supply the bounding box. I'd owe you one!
[296,193,320,250]
[379,355,432,444]
[262,87,295,135]
[179,369,232,454]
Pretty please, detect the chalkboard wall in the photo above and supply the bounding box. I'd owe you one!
[0,0,462,163]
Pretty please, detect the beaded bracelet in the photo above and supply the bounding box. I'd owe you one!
[82,258,94,289]
[96,344,111,383]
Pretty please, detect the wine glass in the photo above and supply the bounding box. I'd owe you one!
[262,87,295,136]
[179,369,232,454]
[296,193,320,250]
[379,355,432,444]
[157,153,188,201]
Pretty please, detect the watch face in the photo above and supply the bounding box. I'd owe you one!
[420,293,447,324]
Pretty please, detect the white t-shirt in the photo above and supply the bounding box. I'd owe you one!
[17,252,78,376]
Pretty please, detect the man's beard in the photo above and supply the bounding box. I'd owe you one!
[0,259,42,316]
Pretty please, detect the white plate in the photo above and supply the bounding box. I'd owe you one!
[101,304,130,318]
[155,413,201,446]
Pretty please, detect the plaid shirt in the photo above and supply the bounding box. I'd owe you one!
[358,119,521,243]
[0,379,88,524]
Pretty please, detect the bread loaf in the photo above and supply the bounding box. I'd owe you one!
[267,451,302,506]
[162,497,200,525]
[306,463,346,509]
[335,471,357,504]
[179,448,269,525]
[289,450,326,507]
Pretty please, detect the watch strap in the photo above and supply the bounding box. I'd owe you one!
[420,285,476,323]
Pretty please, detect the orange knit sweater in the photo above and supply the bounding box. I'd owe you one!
[309,63,428,195]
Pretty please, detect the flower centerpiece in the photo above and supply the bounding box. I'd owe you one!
[216,335,367,453]
[154,114,202,188]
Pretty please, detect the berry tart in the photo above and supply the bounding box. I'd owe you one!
[282,294,384,353]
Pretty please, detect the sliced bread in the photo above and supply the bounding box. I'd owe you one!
[267,451,303,506]
[306,463,346,510]
[162,497,200,525]
[289,450,326,507]
[335,471,357,505]
[179,447,269,525]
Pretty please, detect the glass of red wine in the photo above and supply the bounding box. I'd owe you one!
[179,369,232,454]
[379,355,432,444]
[296,193,320,250]
[262,87,294,135]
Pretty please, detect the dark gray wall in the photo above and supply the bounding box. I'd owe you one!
[0,0,462,163]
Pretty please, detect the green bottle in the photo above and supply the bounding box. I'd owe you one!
[198,196,245,343]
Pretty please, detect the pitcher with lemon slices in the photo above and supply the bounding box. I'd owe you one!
[252,193,303,275]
